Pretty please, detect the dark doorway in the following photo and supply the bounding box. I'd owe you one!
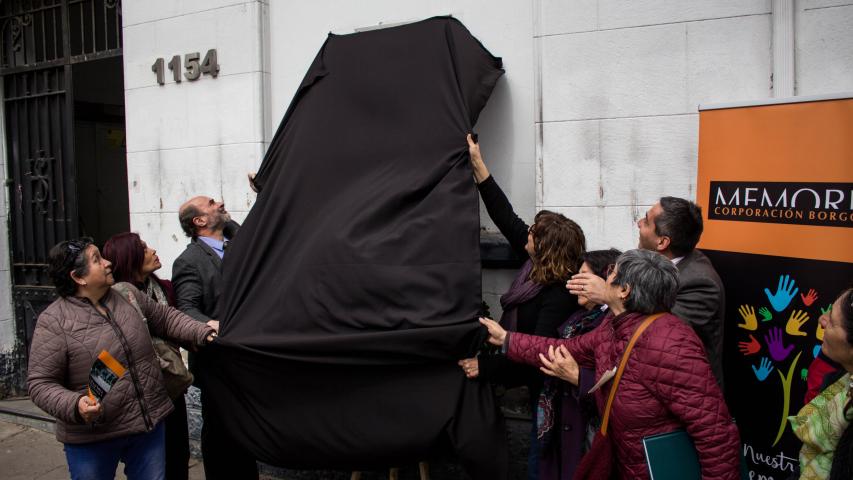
[73,56,128,244]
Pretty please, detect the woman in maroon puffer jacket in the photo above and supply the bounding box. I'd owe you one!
[480,249,740,480]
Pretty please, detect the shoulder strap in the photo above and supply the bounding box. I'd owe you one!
[111,283,146,323]
[600,312,665,435]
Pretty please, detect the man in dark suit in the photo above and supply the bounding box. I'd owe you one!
[172,195,257,480]
[568,197,725,387]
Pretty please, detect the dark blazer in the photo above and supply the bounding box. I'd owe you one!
[672,248,726,387]
[171,220,239,323]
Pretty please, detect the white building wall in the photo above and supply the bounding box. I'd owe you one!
[796,1,853,95]
[122,0,269,279]
[0,92,12,354]
[537,0,774,251]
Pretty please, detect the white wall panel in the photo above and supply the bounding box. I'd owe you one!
[220,142,265,214]
[541,24,689,121]
[124,72,264,153]
[156,146,225,213]
[541,120,601,207]
[0,216,8,273]
[686,14,772,105]
[599,114,698,205]
[538,0,598,36]
[123,0,250,27]
[796,4,853,95]
[597,0,770,30]
[126,151,162,214]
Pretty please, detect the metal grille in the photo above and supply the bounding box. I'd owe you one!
[1,0,122,363]
[0,0,121,72]
[5,66,75,287]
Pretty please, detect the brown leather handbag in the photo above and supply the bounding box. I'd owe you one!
[113,283,194,399]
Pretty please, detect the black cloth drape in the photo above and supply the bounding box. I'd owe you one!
[199,17,507,477]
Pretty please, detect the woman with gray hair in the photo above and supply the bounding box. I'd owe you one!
[480,249,740,479]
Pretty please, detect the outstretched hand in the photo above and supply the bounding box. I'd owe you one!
[466,134,490,184]
[479,317,507,346]
[539,345,579,385]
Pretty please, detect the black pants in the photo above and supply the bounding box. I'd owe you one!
[164,395,190,480]
[200,389,259,480]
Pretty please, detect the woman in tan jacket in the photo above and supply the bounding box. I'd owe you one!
[27,237,219,480]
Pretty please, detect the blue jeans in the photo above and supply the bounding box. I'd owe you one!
[64,421,166,480]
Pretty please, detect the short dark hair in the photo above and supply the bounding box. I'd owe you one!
[179,203,201,238]
[582,248,621,279]
[612,249,679,314]
[102,232,145,283]
[656,197,703,257]
[47,237,94,297]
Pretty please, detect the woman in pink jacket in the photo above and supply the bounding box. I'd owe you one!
[480,249,740,479]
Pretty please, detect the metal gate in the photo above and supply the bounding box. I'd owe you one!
[1,0,122,370]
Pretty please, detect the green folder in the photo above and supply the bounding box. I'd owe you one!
[643,430,701,480]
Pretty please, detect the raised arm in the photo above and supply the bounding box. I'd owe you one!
[131,286,215,346]
[468,135,529,255]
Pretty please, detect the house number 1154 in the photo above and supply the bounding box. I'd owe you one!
[151,49,220,85]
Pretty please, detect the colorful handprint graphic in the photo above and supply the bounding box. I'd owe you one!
[765,327,794,362]
[764,274,799,312]
[738,335,761,355]
[752,357,774,381]
[785,310,810,337]
[801,288,818,307]
[738,304,759,331]
[759,307,773,322]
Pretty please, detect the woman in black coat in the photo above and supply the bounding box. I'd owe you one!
[458,134,586,479]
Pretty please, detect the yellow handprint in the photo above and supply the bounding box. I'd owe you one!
[785,310,809,337]
[816,321,824,341]
[737,304,758,331]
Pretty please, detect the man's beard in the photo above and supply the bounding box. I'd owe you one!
[209,211,231,231]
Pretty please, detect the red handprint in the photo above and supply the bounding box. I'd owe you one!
[738,335,761,356]
[801,288,818,307]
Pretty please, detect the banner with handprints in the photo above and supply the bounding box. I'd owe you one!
[706,250,852,480]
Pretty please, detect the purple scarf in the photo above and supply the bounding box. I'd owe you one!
[499,259,543,331]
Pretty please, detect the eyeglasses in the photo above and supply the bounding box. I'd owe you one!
[605,264,616,278]
[62,237,93,270]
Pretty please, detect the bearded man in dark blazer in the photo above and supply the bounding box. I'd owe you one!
[568,197,726,388]
[172,195,257,480]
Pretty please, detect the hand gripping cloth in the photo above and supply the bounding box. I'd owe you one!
[197,17,508,478]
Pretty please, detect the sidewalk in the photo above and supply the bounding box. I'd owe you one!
[0,419,206,479]
[0,397,206,480]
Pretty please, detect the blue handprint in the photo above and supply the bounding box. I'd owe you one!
[764,274,799,312]
[752,357,774,382]
[813,344,821,358]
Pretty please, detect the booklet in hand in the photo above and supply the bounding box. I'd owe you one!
[88,350,127,403]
